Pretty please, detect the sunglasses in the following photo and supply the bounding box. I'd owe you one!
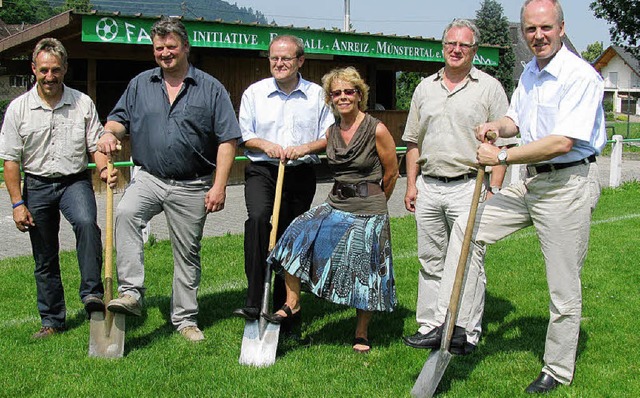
[329,88,359,98]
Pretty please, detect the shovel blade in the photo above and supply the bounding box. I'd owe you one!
[88,311,126,358]
[239,319,280,367]
[411,349,453,398]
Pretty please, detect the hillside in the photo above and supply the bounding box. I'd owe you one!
[49,0,269,23]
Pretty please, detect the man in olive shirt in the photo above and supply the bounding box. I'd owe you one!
[402,19,514,353]
[0,38,112,339]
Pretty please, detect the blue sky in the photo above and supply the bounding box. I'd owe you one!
[231,0,612,53]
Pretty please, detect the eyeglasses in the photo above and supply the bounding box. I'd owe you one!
[269,56,298,63]
[329,88,359,98]
[443,41,476,51]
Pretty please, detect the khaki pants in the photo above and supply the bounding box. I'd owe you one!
[115,169,211,330]
[435,162,600,384]
[413,174,487,336]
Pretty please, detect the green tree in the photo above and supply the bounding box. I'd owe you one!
[396,71,428,111]
[0,0,56,24]
[55,0,93,13]
[590,0,639,59]
[474,0,516,97]
[581,41,604,63]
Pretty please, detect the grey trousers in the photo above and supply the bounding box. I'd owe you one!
[435,162,600,384]
[413,174,486,336]
[115,169,211,330]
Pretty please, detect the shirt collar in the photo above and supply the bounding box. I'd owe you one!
[150,64,197,85]
[525,44,568,78]
[27,83,72,110]
[268,73,309,98]
[435,66,479,81]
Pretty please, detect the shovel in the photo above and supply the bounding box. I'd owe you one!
[239,161,285,367]
[89,158,126,358]
[411,132,497,397]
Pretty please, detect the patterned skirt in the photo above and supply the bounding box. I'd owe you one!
[267,203,396,312]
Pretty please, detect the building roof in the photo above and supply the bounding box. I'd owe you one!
[0,19,30,40]
[0,10,502,67]
[593,45,640,77]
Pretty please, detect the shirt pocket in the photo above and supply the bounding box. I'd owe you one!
[535,104,557,137]
[292,118,316,145]
[59,121,87,161]
[183,105,213,134]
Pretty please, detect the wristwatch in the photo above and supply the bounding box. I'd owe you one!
[490,186,501,194]
[497,148,508,165]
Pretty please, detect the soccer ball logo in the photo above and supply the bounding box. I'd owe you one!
[96,18,118,42]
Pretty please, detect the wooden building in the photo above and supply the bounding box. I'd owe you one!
[0,11,500,189]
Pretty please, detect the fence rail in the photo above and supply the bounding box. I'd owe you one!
[0,138,635,189]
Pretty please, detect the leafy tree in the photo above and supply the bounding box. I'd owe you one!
[55,0,93,13]
[590,0,640,59]
[0,0,56,24]
[581,41,604,62]
[396,71,428,111]
[0,99,11,126]
[474,0,516,97]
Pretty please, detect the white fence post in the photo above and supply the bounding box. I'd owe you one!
[609,135,623,188]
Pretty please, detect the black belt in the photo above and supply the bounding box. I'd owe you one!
[332,181,383,199]
[526,154,596,175]
[427,172,476,183]
[25,170,90,183]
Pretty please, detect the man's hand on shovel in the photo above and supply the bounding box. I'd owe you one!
[475,126,501,166]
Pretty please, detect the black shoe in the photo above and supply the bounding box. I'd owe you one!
[232,307,259,321]
[525,372,561,394]
[450,326,477,356]
[450,340,477,356]
[262,304,299,324]
[403,326,443,349]
[83,296,105,314]
[403,325,476,355]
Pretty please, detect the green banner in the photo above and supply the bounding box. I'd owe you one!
[82,15,499,66]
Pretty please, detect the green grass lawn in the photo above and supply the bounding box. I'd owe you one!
[1,183,639,397]
[607,121,640,140]
[604,122,640,155]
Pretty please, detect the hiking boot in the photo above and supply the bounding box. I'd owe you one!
[83,295,105,314]
[107,294,142,316]
[32,326,64,339]
[180,326,205,342]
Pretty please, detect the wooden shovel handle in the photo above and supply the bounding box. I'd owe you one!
[268,162,285,251]
[443,130,496,349]
[104,159,114,304]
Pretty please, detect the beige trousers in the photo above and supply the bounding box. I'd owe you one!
[413,175,486,335]
[434,162,600,384]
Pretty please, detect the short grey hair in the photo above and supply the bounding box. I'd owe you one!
[32,38,67,65]
[441,19,480,45]
[520,0,564,28]
[151,16,190,47]
[269,35,305,58]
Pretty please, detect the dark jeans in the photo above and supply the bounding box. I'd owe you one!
[244,162,316,311]
[23,171,104,328]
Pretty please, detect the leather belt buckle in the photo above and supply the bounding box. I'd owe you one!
[338,184,357,199]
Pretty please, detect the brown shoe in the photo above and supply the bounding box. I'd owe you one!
[32,326,63,339]
[107,294,142,316]
[179,326,205,342]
